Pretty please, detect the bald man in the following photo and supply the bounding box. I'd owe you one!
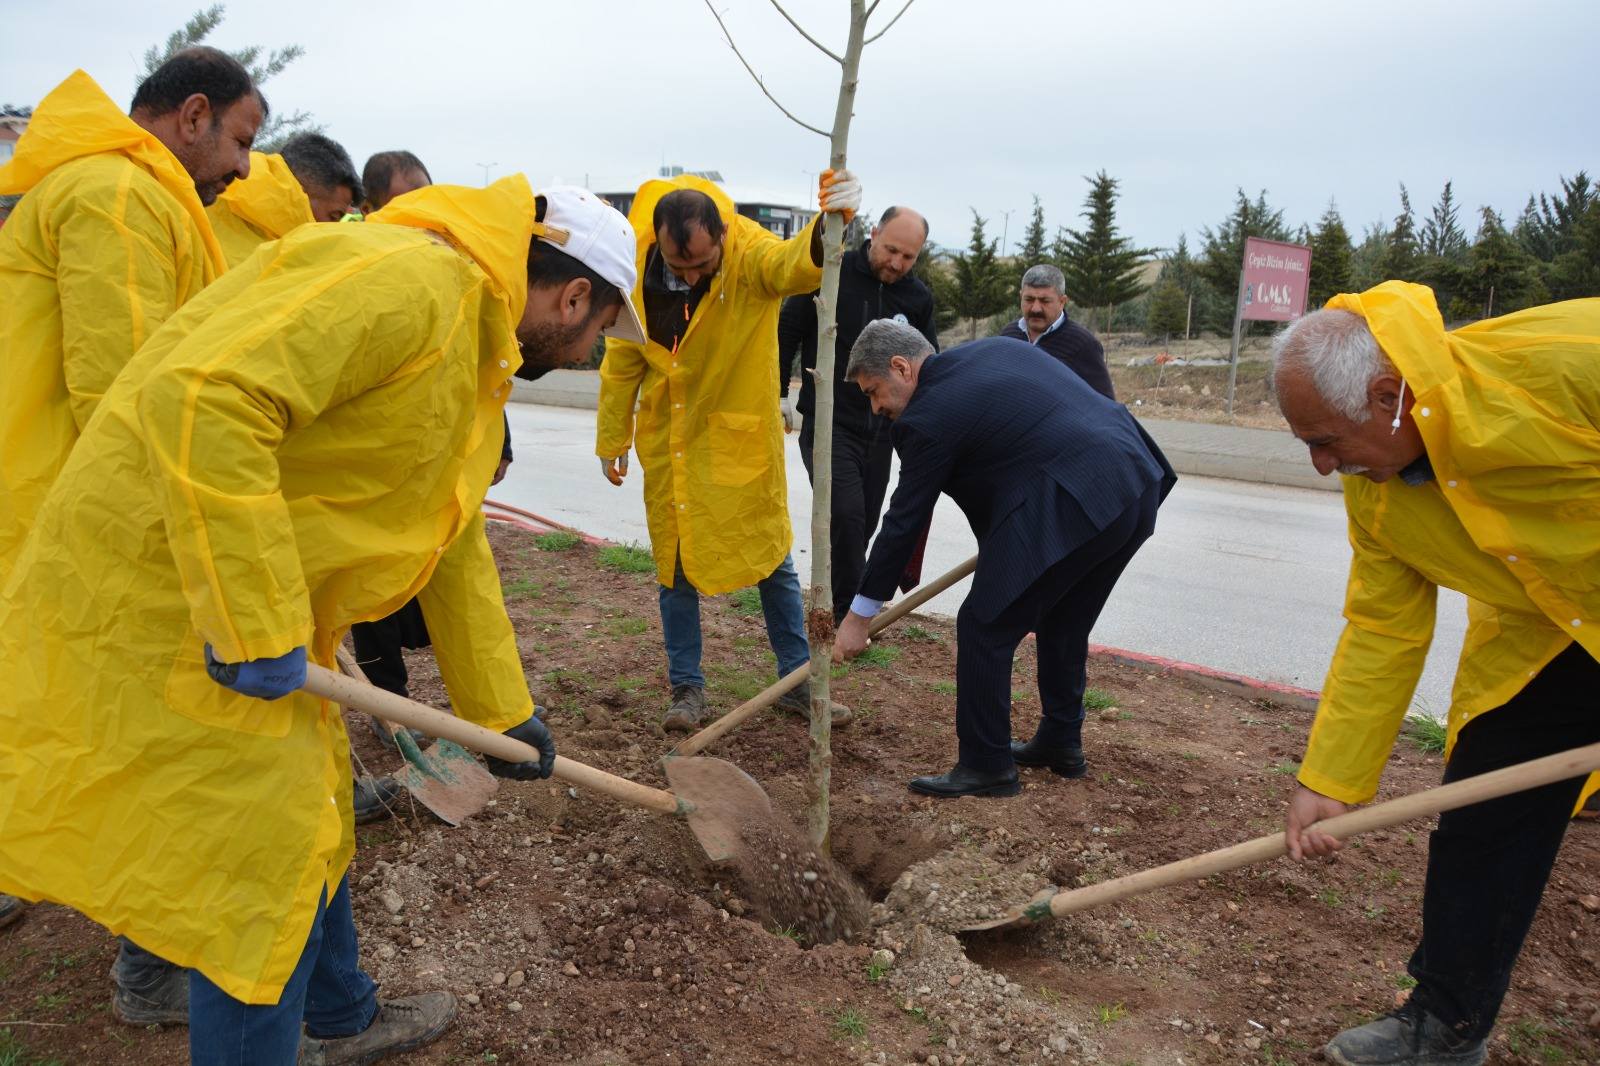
[778,205,939,621]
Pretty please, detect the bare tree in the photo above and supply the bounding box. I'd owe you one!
[702,0,917,850]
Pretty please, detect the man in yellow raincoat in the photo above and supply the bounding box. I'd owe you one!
[1271,282,1600,1066]
[596,171,860,732]
[207,132,362,266]
[0,177,644,1065]
[0,47,263,1023]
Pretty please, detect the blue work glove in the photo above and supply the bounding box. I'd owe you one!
[203,644,308,700]
[484,708,557,780]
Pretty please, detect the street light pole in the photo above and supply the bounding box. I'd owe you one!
[1000,208,1016,257]
[475,162,497,186]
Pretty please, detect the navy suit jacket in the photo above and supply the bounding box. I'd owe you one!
[859,337,1175,622]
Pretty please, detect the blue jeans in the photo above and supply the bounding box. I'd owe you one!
[659,551,810,688]
[189,877,378,1066]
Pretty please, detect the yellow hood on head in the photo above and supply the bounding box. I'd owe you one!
[214,152,312,239]
[0,69,224,273]
[368,174,536,323]
[626,173,737,255]
[1325,281,1456,393]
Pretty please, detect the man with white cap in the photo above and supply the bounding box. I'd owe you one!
[0,178,642,1064]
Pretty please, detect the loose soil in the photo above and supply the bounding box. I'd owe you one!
[3,524,1596,1065]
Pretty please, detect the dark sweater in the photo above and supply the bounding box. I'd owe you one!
[997,314,1115,399]
[778,240,939,439]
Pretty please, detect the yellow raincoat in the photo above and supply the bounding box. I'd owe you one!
[595,175,821,594]
[1298,282,1600,810]
[0,176,537,1003]
[207,151,314,267]
[0,70,226,578]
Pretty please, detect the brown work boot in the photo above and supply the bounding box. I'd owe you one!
[111,965,189,1026]
[776,684,853,728]
[299,991,457,1065]
[661,685,707,733]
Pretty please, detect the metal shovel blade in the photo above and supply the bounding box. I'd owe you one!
[960,886,1060,933]
[662,755,774,863]
[387,729,499,828]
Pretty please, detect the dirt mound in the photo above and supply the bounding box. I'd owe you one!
[734,820,870,946]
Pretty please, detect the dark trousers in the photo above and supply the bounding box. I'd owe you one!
[799,416,894,621]
[1408,641,1600,1040]
[953,482,1161,773]
[349,597,430,698]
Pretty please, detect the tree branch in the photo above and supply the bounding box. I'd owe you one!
[769,0,842,63]
[864,0,915,44]
[703,0,830,138]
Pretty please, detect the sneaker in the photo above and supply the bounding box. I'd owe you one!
[661,685,707,733]
[775,684,853,728]
[0,893,25,931]
[353,775,404,825]
[1324,1003,1486,1065]
[112,965,189,1027]
[299,991,457,1065]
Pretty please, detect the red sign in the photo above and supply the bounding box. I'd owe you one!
[1240,237,1312,321]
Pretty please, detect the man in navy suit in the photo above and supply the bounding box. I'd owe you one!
[835,321,1175,797]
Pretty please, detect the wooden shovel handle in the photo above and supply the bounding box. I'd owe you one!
[1042,740,1600,921]
[305,662,680,815]
[673,554,979,756]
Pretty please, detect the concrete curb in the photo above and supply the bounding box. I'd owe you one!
[483,504,1324,715]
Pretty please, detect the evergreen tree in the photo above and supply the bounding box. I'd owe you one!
[1350,220,1390,291]
[1055,171,1152,333]
[1454,207,1545,318]
[1018,195,1048,267]
[1420,181,1469,260]
[1544,198,1600,301]
[951,210,1008,339]
[1196,188,1289,332]
[1307,201,1354,308]
[143,4,317,151]
[1145,279,1188,337]
[1381,184,1423,281]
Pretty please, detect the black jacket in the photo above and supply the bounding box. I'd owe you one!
[778,240,938,439]
[860,338,1174,622]
[997,314,1115,399]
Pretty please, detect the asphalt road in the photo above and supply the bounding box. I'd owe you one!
[498,403,1468,716]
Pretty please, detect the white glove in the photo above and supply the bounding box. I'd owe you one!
[600,453,629,486]
[781,397,798,434]
[818,168,861,220]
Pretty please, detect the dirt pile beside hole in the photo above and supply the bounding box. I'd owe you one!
[733,819,870,945]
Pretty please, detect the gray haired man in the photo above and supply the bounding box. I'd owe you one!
[996,264,1115,398]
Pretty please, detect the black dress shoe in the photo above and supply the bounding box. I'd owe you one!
[1011,736,1087,778]
[908,763,1021,798]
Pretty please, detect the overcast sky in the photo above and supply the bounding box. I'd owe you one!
[5,0,1596,256]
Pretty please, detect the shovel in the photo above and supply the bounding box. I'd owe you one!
[304,662,772,862]
[963,739,1600,934]
[672,554,979,757]
[333,645,498,827]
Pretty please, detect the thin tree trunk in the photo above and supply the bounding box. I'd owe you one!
[805,0,867,853]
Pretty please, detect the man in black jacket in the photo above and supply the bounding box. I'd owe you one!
[778,205,938,621]
[835,321,1174,798]
[997,263,1115,398]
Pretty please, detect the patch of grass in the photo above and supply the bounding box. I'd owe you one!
[769,923,806,944]
[1179,751,1200,761]
[1505,1019,1566,1061]
[830,1006,868,1039]
[0,1031,67,1066]
[1389,973,1417,990]
[731,633,762,652]
[502,577,541,600]
[728,587,763,616]
[33,992,69,1011]
[1403,713,1447,754]
[931,680,957,696]
[1317,887,1344,908]
[902,624,937,642]
[534,531,582,552]
[541,667,593,687]
[597,542,655,575]
[1363,905,1387,920]
[855,643,900,668]
[1380,868,1404,886]
[1093,1002,1128,1025]
[707,663,763,703]
[1269,760,1301,776]
[606,616,649,637]
[1083,687,1117,711]
[865,959,889,983]
[42,952,83,981]
[616,676,648,692]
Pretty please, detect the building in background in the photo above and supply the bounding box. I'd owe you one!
[598,165,817,240]
[0,108,29,227]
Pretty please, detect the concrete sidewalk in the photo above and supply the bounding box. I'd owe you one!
[512,370,1336,494]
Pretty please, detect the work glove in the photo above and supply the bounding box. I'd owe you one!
[781,396,798,434]
[600,453,629,486]
[204,643,308,700]
[484,710,557,781]
[818,168,861,222]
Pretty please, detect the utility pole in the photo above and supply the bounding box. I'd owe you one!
[475,161,497,186]
[1000,208,1015,258]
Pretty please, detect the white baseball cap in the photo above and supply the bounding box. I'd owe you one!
[533,185,646,344]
